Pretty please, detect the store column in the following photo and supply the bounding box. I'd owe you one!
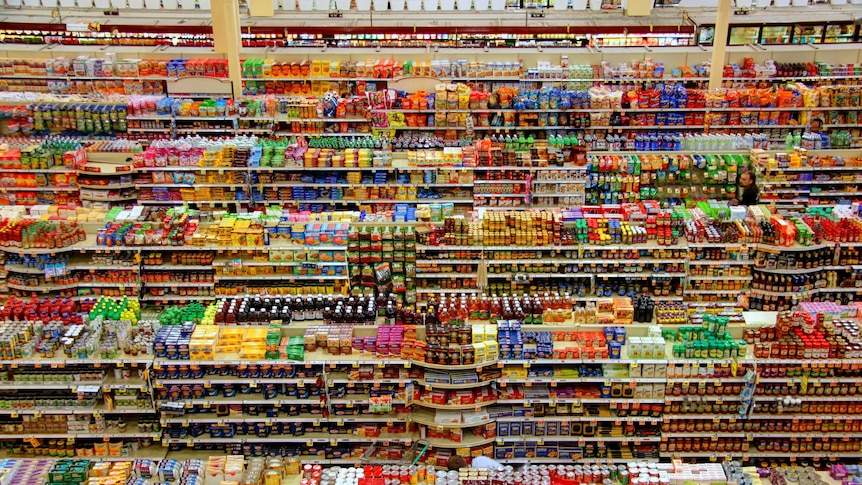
[211,0,243,97]
[708,0,731,90]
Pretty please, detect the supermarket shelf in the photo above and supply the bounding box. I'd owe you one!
[410,360,497,371]
[154,377,318,386]
[414,379,492,390]
[212,261,347,267]
[7,281,78,292]
[415,288,482,294]
[753,265,849,274]
[4,264,47,274]
[78,184,137,190]
[497,377,667,385]
[214,275,347,281]
[687,276,752,281]
[497,436,661,443]
[78,281,141,288]
[142,264,214,271]
[139,200,249,205]
[757,377,862,384]
[157,397,323,407]
[161,413,324,424]
[1,448,167,461]
[688,259,754,266]
[750,414,862,421]
[0,429,160,440]
[135,166,250,172]
[495,416,662,423]
[162,432,413,445]
[143,282,215,287]
[425,434,497,449]
[685,290,745,295]
[0,186,78,192]
[0,380,101,390]
[411,411,494,429]
[487,272,592,279]
[754,395,862,402]
[413,400,497,411]
[141,295,216,301]
[487,258,680,265]
[0,167,75,174]
[497,398,666,405]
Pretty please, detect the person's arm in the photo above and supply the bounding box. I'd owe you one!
[470,456,503,469]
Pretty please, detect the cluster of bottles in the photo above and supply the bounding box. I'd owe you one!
[688,278,748,292]
[690,247,750,262]
[485,133,540,152]
[828,131,854,149]
[841,247,862,265]
[680,133,770,151]
[748,294,798,312]
[210,294,423,326]
[484,281,589,298]
[31,104,128,135]
[632,295,655,323]
[594,278,680,298]
[428,293,601,325]
[785,132,824,150]
[585,173,650,204]
[751,270,838,293]
[304,135,394,150]
[214,296,298,324]
[753,247,835,270]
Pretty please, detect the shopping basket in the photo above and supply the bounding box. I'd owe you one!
[360,439,431,465]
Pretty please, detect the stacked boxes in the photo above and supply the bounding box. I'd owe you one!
[626,336,667,359]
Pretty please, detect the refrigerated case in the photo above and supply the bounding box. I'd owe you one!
[702,21,858,45]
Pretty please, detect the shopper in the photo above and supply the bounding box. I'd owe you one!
[732,170,759,206]
[808,117,830,148]
[809,118,823,133]
[447,455,503,470]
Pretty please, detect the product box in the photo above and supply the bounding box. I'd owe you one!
[642,364,655,378]
[495,446,514,460]
[628,336,642,359]
[547,422,559,436]
[534,422,545,436]
[479,423,496,439]
[536,445,556,458]
[451,371,479,385]
[453,390,475,405]
[522,422,534,436]
[462,410,490,424]
[559,447,583,460]
[496,422,510,437]
[510,422,522,436]
[629,361,642,378]
[434,411,462,425]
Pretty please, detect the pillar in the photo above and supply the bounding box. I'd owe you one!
[211,0,243,97]
[709,0,732,90]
